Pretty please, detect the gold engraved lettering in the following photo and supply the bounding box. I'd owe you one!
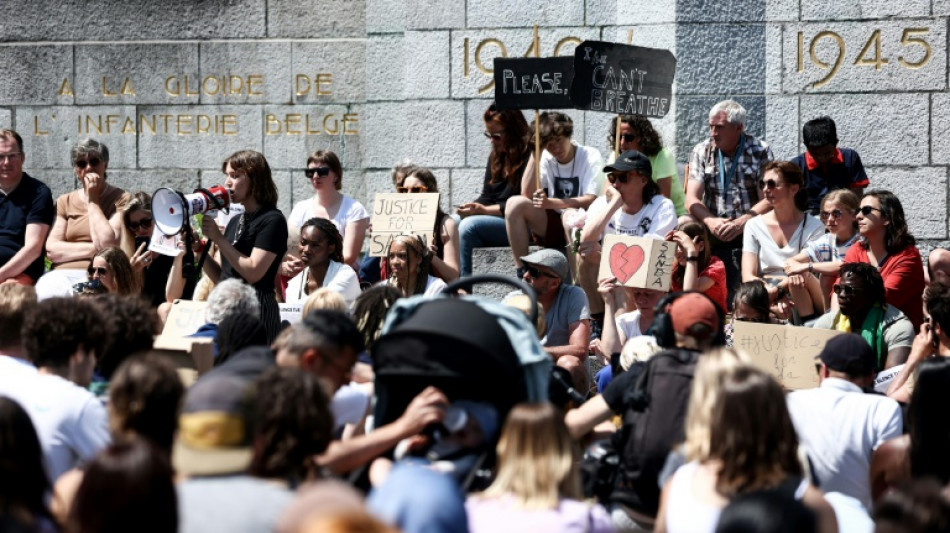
[165,76,180,97]
[553,37,581,57]
[184,77,199,97]
[899,28,931,69]
[176,115,194,135]
[202,76,221,96]
[247,74,263,96]
[474,38,507,94]
[221,115,238,136]
[797,32,804,72]
[809,31,845,89]
[227,75,244,96]
[122,117,136,134]
[33,116,49,136]
[315,73,332,95]
[85,115,103,134]
[295,74,310,96]
[305,115,322,135]
[343,113,358,135]
[139,114,156,135]
[854,29,888,70]
[265,114,282,135]
[196,115,212,134]
[58,78,74,97]
[105,115,120,134]
[102,77,118,97]
[323,114,339,135]
[285,114,302,135]
[120,78,135,95]
[463,38,470,77]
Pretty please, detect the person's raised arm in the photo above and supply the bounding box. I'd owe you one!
[0,223,49,282]
[597,278,624,357]
[84,177,122,250]
[429,217,460,282]
[564,394,612,439]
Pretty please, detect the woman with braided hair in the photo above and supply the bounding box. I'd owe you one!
[284,217,360,307]
[383,234,446,297]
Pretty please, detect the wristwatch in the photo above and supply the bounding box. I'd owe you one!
[686,255,699,262]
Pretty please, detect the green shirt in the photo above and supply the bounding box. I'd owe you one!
[595,148,686,216]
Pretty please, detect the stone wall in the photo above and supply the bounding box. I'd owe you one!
[0,0,946,253]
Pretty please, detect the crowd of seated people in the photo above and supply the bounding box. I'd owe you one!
[1,97,948,533]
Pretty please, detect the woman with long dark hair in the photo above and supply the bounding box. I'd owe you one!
[383,234,446,297]
[667,220,727,312]
[456,103,532,277]
[201,150,287,342]
[741,161,825,322]
[284,217,360,307]
[844,189,925,329]
[86,246,139,296]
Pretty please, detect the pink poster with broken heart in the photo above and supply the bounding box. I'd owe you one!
[597,234,676,291]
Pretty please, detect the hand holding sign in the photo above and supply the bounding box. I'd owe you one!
[598,235,675,290]
[369,193,440,257]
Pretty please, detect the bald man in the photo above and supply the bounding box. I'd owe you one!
[928,248,950,286]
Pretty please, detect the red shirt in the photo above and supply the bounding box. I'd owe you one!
[844,243,925,329]
[672,255,728,312]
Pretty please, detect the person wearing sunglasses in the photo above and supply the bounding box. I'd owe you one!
[685,100,774,310]
[285,150,368,275]
[785,189,861,309]
[811,262,913,371]
[85,247,140,296]
[604,115,687,217]
[578,150,677,330]
[504,112,601,280]
[0,129,54,287]
[843,190,925,330]
[455,103,532,277]
[741,161,826,323]
[390,167,459,283]
[790,116,869,215]
[118,191,185,307]
[36,139,130,300]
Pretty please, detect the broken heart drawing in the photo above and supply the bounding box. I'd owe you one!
[609,243,645,283]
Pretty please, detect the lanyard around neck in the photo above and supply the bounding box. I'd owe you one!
[717,133,746,212]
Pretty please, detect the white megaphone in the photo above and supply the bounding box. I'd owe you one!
[152,185,231,235]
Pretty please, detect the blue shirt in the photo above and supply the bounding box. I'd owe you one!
[791,148,869,214]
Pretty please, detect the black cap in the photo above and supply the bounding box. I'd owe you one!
[603,150,652,176]
[818,333,876,376]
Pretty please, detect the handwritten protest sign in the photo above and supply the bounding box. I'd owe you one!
[369,193,440,257]
[597,235,675,291]
[570,41,676,118]
[733,322,843,389]
[279,303,304,325]
[160,299,208,338]
[493,56,574,110]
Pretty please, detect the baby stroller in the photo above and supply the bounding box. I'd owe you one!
[370,274,552,490]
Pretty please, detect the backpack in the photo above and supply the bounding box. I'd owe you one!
[610,348,699,516]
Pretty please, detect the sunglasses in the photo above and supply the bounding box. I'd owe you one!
[832,284,863,296]
[619,134,636,143]
[397,186,429,193]
[483,131,505,140]
[525,265,557,279]
[819,209,848,221]
[128,217,153,231]
[87,266,109,277]
[304,167,331,179]
[607,172,629,184]
[758,178,782,189]
[75,157,102,169]
[859,205,883,216]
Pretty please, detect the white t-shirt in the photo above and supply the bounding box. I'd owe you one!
[380,275,446,297]
[586,193,677,240]
[615,309,644,343]
[331,382,371,431]
[742,215,825,276]
[0,356,110,481]
[287,194,369,236]
[539,142,602,213]
[284,260,361,307]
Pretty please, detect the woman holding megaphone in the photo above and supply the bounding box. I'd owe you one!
[200,150,287,342]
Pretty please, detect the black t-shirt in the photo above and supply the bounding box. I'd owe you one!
[221,206,287,295]
[473,156,529,215]
[142,253,174,307]
[0,173,55,281]
[602,362,646,414]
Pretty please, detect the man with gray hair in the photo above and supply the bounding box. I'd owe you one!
[190,278,259,356]
[685,100,774,306]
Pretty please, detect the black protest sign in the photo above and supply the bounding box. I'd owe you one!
[493,56,574,110]
[570,41,676,118]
